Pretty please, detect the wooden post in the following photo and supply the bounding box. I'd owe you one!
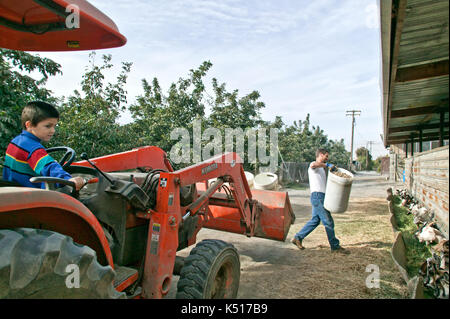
[346,110,361,166]
[410,135,414,157]
[439,111,444,147]
[387,187,394,215]
[405,142,408,158]
[419,128,423,152]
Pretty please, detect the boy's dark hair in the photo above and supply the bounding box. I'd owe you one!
[316,148,329,158]
[21,101,59,129]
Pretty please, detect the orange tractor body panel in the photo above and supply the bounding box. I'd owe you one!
[72,146,173,172]
[0,187,114,267]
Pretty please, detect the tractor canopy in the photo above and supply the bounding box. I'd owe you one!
[0,0,126,51]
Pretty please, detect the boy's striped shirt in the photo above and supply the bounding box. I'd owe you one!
[2,131,71,188]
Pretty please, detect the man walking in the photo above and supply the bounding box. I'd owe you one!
[291,148,350,254]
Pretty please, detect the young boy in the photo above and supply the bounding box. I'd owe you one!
[2,101,84,190]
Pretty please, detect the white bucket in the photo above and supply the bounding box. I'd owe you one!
[254,172,278,190]
[323,168,353,213]
[244,171,254,189]
[208,171,254,189]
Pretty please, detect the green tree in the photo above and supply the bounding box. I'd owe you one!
[208,78,265,130]
[0,49,61,169]
[356,146,373,170]
[373,155,388,173]
[50,52,133,158]
[129,61,211,154]
[272,113,349,168]
[326,139,350,168]
[207,77,267,171]
[1,52,351,178]
[130,61,270,170]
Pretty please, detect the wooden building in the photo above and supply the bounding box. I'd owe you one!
[380,0,449,237]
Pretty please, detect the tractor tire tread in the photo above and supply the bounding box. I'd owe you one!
[0,228,125,299]
[176,239,239,299]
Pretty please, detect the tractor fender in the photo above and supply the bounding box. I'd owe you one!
[0,187,113,267]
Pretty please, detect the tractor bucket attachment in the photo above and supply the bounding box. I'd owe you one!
[252,189,296,241]
[200,185,295,242]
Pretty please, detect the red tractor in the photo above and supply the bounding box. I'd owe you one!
[0,0,295,299]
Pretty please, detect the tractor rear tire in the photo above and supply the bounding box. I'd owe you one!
[0,228,125,299]
[176,239,240,299]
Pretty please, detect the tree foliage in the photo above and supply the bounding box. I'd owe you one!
[208,78,265,130]
[356,146,374,170]
[50,52,133,158]
[1,52,351,175]
[129,61,210,153]
[275,114,349,167]
[0,49,61,166]
[129,61,270,170]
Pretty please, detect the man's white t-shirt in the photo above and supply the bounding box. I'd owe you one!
[308,162,327,193]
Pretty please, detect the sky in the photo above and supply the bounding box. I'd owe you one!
[35,0,388,159]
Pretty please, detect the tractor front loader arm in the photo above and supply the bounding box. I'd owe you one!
[174,152,255,235]
[138,152,294,298]
[139,152,254,298]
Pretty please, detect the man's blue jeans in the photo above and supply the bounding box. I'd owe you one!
[294,192,340,250]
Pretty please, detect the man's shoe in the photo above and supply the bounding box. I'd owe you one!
[291,238,305,250]
[332,246,350,255]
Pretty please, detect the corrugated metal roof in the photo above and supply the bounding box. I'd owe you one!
[391,77,448,108]
[381,0,449,146]
[399,0,449,66]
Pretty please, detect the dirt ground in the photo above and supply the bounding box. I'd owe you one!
[167,171,409,299]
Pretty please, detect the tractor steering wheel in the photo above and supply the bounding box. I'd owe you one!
[46,146,76,170]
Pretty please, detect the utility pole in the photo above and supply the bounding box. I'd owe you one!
[365,142,369,169]
[367,140,375,156]
[346,110,361,167]
[365,140,375,169]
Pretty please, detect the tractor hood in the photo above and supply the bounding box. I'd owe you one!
[0,0,126,51]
